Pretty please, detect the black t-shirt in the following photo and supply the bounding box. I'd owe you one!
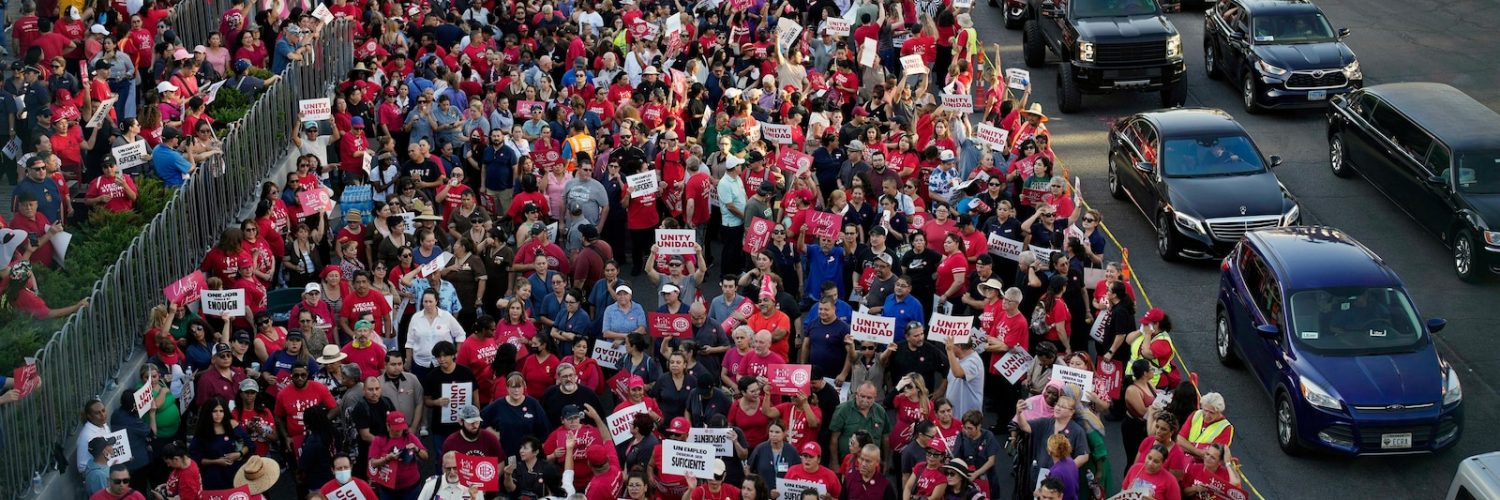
[886,341,948,395]
[900,248,942,300]
[510,458,563,499]
[421,365,477,435]
[539,386,603,429]
[401,158,443,185]
[350,395,396,437]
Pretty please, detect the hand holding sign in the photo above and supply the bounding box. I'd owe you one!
[901,55,928,75]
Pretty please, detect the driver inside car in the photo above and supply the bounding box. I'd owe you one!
[1324,289,1391,336]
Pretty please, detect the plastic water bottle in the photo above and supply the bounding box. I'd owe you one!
[31,471,42,496]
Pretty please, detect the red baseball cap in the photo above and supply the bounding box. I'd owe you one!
[799,441,822,457]
[627,375,646,390]
[667,417,691,435]
[1141,307,1166,325]
[386,412,409,431]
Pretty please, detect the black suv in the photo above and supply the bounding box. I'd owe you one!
[1203,0,1362,113]
[1327,83,1500,282]
[1107,108,1300,260]
[1022,0,1186,113]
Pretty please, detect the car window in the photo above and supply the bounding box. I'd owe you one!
[1129,121,1160,166]
[1349,92,1379,121]
[1239,247,1281,324]
[1070,0,1161,18]
[1368,104,1433,159]
[1455,150,1500,194]
[1287,287,1427,355]
[1426,144,1451,179]
[1251,12,1336,44]
[1161,134,1266,177]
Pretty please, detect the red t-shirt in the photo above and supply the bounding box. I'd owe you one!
[319,479,378,499]
[341,341,387,380]
[776,402,824,449]
[652,446,692,500]
[9,287,50,319]
[543,426,611,489]
[200,247,247,283]
[586,466,625,500]
[735,350,786,379]
[901,34,937,65]
[163,461,202,500]
[745,312,792,359]
[728,402,772,448]
[8,212,54,266]
[1122,463,1182,500]
[519,353,561,396]
[625,192,660,230]
[934,252,968,299]
[989,311,1029,375]
[691,484,742,500]
[1181,462,1242,499]
[684,172,714,225]
[274,380,337,448]
[784,465,842,499]
[1135,438,1190,475]
[1042,297,1071,343]
[458,335,501,403]
[340,290,393,333]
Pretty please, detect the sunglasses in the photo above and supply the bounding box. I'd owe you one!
[1083,217,1098,223]
[772,229,786,234]
[292,373,310,379]
[112,478,131,484]
[1041,213,1057,217]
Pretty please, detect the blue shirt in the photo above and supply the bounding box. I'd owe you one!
[801,299,853,331]
[152,144,193,188]
[882,294,925,344]
[601,301,647,337]
[803,244,846,301]
[550,308,593,353]
[479,144,517,191]
[13,177,63,222]
[805,319,850,368]
[407,279,463,314]
[272,38,297,74]
[717,174,747,227]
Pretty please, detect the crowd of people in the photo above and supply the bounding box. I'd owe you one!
[0,0,1260,497]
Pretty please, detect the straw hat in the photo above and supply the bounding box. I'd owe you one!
[1020,103,1049,123]
[233,456,282,494]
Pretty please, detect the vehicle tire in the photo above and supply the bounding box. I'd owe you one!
[1023,21,1046,68]
[1108,162,1127,200]
[1454,229,1483,283]
[1277,392,1306,456]
[1058,64,1084,113]
[1242,72,1265,114]
[1004,4,1025,29]
[1205,44,1223,80]
[1157,212,1181,262]
[1160,79,1187,108]
[1328,135,1354,178]
[1216,311,1242,368]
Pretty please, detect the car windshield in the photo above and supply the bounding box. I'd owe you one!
[1071,0,1161,18]
[1454,151,1500,194]
[1161,135,1267,177]
[1251,13,1337,44]
[1288,287,1428,356]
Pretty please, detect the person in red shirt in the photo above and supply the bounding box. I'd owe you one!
[581,443,624,500]
[1181,443,1243,499]
[340,272,394,340]
[984,288,1030,357]
[687,459,740,500]
[84,157,137,213]
[650,417,695,499]
[31,18,77,61]
[159,444,202,500]
[341,319,388,380]
[544,404,613,490]
[339,116,372,176]
[775,393,824,449]
[201,229,247,283]
[8,194,61,267]
[783,441,841,499]
[319,456,379,499]
[12,5,40,56]
[91,467,147,500]
[735,330,786,379]
[274,363,337,453]
[744,294,792,359]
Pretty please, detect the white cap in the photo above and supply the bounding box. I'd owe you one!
[614,284,633,295]
[661,283,681,295]
[939,149,956,162]
[156,82,179,93]
[89,24,109,35]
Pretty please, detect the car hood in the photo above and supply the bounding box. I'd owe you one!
[1075,15,1176,43]
[1253,42,1355,71]
[1461,193,1500,231]
[1299,348,1443,406]
[1166,172,1287,219]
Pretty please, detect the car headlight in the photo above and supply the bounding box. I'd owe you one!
[1166,34,1183,59]
[1079,41,1095,63]
[1484,231,1500,246]
[1302,378,1343,411]
[1443,365,1463,406]
[1256,59,1289,76]
[1281,204,1300,226]
[1173,211,1205,234]
[1342,60,1362,80]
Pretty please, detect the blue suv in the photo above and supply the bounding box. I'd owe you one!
[1216,226,1463,455]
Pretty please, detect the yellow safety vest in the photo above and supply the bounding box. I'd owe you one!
[1187,410,1232,446]
[1127,331,1176,387]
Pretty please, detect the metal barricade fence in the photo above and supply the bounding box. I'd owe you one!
[168,0,231,48]
[0,19,355,498]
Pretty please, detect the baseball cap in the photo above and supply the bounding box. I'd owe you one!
[627,375,646,389]
[666,417,691,435]
[161,127,184,141]
[661,283,681,295]
[239,379,260,392]
[614,284,633,295]
[386,412,409,431]
[799,441,822,457]
[156,81,179,93]
[1141,307,1166,325]
[561,404,585,419]
[211,342,233,357]
[939,149,956,162]
[233,59,252,73]
[458,405,482,424]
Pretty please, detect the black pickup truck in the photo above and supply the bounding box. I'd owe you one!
[1022,0,1187,113]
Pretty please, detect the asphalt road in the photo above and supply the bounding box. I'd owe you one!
[968,0,1500,497]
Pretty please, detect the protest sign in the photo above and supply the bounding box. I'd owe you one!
[299,98,332,121]
[927,313,974,343]
[200,289,246,317]
[399,212,416,234]
[766,364,812,396]
[593,341,626,369]
[687,427,736,456]
[975,123,1011,151]
[12,358,38,398]
[940,93,974,113]
[987,233,1026,261]
[87,98,116,128]
[608,403,650,444]
[994,348,1035,384]
[419,252,453,278]
[51,230,71,265]
[901,54,928,74]
[298,188,332,217]
[106,429,132,465]
[133,383,154,417]
[627,171,659,199]
[778,479,827,500]
[455,454,501,491]
[441,382,473,424]
[656,229,696,255]
[774,147,813,176]
[1096,359,1124,399]
[662,440,717,479]
[312,3,334,23]
[859,40,878,67]
[164,271,208,305]
[2,137,19,159]
[330,478,372,499]
[650,313,693,338]
[850,311,896,344]
[200,485,251,500]
[1052,365,1095,396]
[806,211,843,239]
[546,222,559,243]
[776,19,803,53]
[112,141,150,170]
[516,100,545,119]
[743,217,774,254]
[954,0,972,9]
[826,17,852,37]
[1006,68,1031,90]
[760,122,793,145]
[1108,489,1152,500]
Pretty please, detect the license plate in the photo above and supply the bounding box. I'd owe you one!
[1308,90,1328,100]
[1116,79,1150,87]
[1381,433,1412,449]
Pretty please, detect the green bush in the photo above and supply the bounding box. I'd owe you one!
[207,87,254,129]
[0,177,169,370]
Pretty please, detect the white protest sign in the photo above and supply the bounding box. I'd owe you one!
[665,14,685,40]
[330,479,372,500]
[420,252,454,278]
[400,212,416,235]
[87,98,117,128]
[759,122,793,145]
[112,140,150,170]
[662,440,717,479]
[825,17,851,37]
[927,313,973,343]
[627,171,659,199]
[987,233,1027,261]
[776,19,803,53]
[202,79,227,105]
[105,429,133,465]
[940,93,974,113]
[849,311,895,345]
[200,289,246,317]
[2,137,19,159]
[51,230,72,265]
[546,222,559,243]
[655,229,696,255]
[975,123,1011,151]
[593,341,627,369]
[859,40,878,67]
[1108,489,1153,500]
[994,348,1035,384]
[311,3,334,24]
[133,383,153,417]
[777,479,827,500]
[901,54,928,75]
[607,403,649,444]
[441,382,473,423]
[954,0,972,9]
[299,98,332,121]
[1052,365,1094,396]
[687,427,735,456]
[1006,68,1031,90]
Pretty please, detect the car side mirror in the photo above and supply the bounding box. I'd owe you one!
[1425,174,1446,187]
[1428,318,1447,333]
[1269,155,1283,168]
[1338,27,1351,39]
[1256,324,1280,339]
[1134,161,1154,174]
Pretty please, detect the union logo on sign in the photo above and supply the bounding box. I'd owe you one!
[475,461,497,481]
[228,493,251,500]
[672,317,691,332]
[791,369,809,386]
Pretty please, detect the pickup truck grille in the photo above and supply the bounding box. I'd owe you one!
[1206,216,1282,242]
[1095,41,1168,66]
[1286,71,1349,89]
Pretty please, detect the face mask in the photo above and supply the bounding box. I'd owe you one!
[526,345,540,355]
[335,470,353,484]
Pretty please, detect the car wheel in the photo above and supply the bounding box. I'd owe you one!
[1243,73,1264,114]
[1329,135,1353,178]
[1157,212,1181,262]
[1454,229,1483,283]
[1160,79,1187,108]
[1023,21,1046,68]
[1205,44,1223,80]
[1216,312,1241,368]
[1058,64,1084,113]
[1277,392,1306,455]
[1004,4,1025,29]
[1108,162,1127,200]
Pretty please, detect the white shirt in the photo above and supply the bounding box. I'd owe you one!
[77,421,112,473]
[405,309,467,368]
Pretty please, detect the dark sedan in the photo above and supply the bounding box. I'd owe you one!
[1203,0,1362,113]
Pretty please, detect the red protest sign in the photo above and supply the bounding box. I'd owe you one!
[200,485,251,500]
[163,271,207,305]
[773,147,813,177]
[516,100,545,119]
[455,454,501,491]
[766,364,812,396]
[298,188,330,217]
[910,212,929,230]
[743,216,774,254]
[649,313,692,338]
[12,359,39,398]
[806,211,843,240]
[1095,359,1124,400]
